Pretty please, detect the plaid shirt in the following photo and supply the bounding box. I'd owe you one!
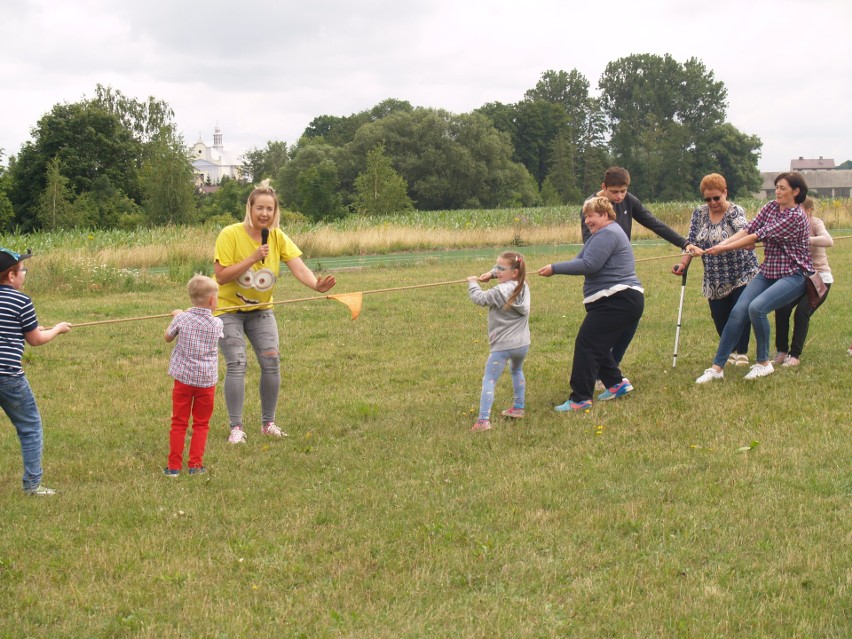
[167,307,223,388]
[747,201,813,279]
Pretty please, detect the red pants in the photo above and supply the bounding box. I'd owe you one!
[169,380,216,470]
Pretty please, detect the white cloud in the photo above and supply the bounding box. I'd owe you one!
[1,0,850,171]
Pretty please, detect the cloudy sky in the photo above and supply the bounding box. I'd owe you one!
[1,0,850,173]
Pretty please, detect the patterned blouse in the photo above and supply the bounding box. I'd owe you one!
[687,203,759,300]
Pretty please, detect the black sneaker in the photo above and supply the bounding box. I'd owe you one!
[163,468,180,477]
[188,467,207,476]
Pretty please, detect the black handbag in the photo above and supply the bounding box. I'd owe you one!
[804,271,827,309]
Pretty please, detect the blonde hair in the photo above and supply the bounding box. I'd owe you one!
[583,196,616,221]
[244,179,280,229]
[187,274,219,306]
[802,196,815,213]
[497,251,527,310]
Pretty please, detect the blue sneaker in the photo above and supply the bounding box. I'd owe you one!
[163,468,180,477]
[597,378,633,401]
[555,399,592,412]
[188,467,207,475]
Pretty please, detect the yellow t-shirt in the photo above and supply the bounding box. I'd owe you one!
[214,223,302,313]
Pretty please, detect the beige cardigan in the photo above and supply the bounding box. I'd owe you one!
[808,216,833,279]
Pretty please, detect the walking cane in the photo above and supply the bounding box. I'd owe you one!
[672,266,688,368]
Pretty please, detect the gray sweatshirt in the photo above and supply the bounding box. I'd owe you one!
[552,223,641,299]
[467,280,531,352]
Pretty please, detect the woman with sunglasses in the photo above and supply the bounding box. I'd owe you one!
[694,172,811,382]
[672,173,758,366]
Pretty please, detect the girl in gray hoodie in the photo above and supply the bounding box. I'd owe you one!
[467,251,531,432]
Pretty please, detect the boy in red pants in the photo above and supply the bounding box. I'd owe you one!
[164,275,223,476]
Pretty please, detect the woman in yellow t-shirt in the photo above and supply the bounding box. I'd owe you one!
[214,185,335,444]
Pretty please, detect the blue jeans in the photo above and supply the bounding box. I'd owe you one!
[712,272,806,367]
[478,345,528,420]
[0,374,44,491]
[707,285,751,355]
[219,310,280,427]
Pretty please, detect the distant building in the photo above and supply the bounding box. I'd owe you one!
[190,126,243,185]
[790,156,836,171]
[759,169,852,199]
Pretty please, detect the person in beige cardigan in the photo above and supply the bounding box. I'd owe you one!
[773,196,833,367]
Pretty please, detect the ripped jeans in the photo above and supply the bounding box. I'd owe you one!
[478,345,529,420]
[219,310,280,428]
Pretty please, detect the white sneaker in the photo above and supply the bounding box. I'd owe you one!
[261,422,285,437]
[227,426,247,444]
[744,362,774,380]
[695,368,724,384]
[25,484,56,496]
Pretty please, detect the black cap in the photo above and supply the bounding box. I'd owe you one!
[0,248,33,272]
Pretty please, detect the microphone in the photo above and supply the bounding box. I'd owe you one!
[261,228,269,245]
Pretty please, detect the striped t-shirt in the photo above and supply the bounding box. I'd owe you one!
[0,285,38,376]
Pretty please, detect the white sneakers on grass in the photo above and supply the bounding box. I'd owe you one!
[697,361,776,384]
[744,362,774,380]
[695,368,724,384]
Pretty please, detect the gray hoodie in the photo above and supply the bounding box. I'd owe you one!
[467,280,531,352]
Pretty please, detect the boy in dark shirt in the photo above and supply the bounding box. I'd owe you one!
[580,167,688,368]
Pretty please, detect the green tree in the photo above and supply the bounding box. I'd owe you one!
[297,161,345,221]
[139,133,196,225]
[545,129,582,203]
[352,144,413,215]
[511,99,569,188]
[598,54,730,199]
[278,140,345,220]
[341,108,536,210]
[242,141,289,183]
[80,175,142,228]
[9,100,142,229]
[198,176,254,222]
[37,157,77,230]
[702,123,763,197]
[92,84,176,144]
[0,151,14,230]
[303,99,413,147]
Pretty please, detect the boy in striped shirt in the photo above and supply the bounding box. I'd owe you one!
[0,248,71,495]
[164,275,223,476]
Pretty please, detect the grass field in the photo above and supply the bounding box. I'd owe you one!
[0,232,850,636]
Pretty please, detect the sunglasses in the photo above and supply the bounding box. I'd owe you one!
[492,264,510,272]
[704,196,722,203]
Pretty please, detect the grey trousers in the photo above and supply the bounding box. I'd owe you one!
[218,310,280,427]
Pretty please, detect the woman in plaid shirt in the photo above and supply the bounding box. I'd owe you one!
[694,172,812,383]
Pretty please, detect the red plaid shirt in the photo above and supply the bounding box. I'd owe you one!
[167,307,223,388]
[747,201,813,278]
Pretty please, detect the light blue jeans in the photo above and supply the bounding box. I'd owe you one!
[0,374,44,491]
[712,272,806,367]
[219,310,280,427]
[478,345,529,420]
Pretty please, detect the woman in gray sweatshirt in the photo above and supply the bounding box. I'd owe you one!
[538,197,644,411]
